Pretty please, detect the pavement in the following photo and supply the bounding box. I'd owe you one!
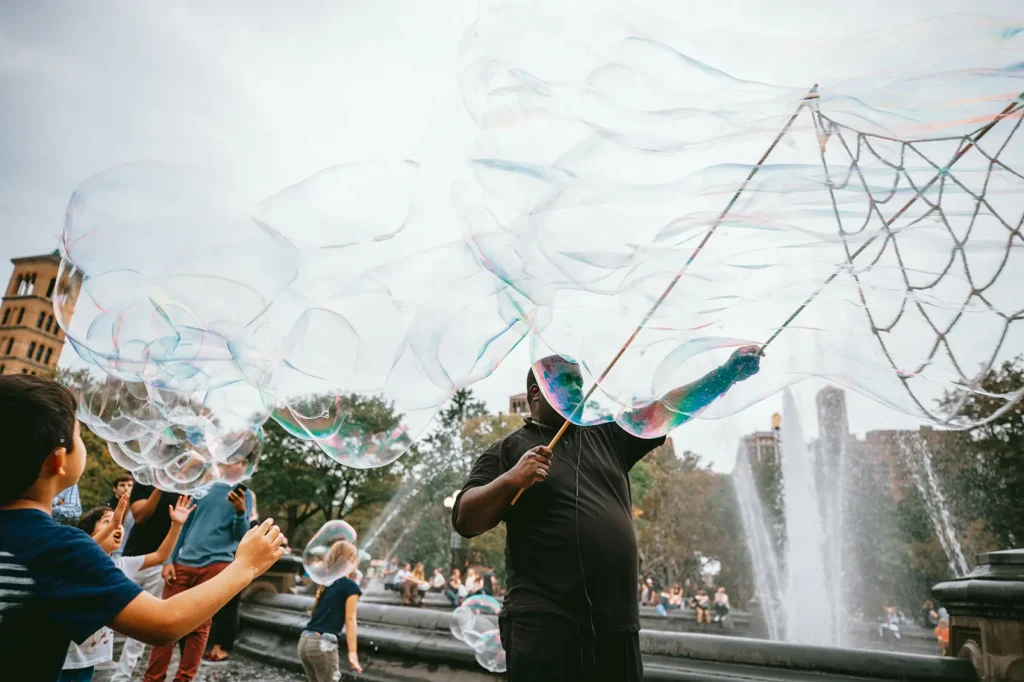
[93,648,307,682]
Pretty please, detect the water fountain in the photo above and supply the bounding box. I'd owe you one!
[897,433,970,577]
[734,390,842,645]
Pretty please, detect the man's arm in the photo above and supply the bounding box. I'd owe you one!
[110,519,284,645]
[131,487,163,524]
[52,485,82,522]
[453,446,553,537]
[619,346,761,433]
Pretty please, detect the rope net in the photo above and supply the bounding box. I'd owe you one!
[805,96,1024,423]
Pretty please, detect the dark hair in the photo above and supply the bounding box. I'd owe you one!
[0,375,78,505]
[113,474,133,485]
[79,505,114,536]
[526,367,538,395]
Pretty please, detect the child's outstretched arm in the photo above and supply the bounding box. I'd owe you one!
[345,594,363,673]
[109,518,285,645]
[141,496,195,571]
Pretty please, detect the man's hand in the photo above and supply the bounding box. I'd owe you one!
[168,495,195,526]
[503,446,553,490]
[726,345,762,382]
[227,488,246,515]
[234,518,286,578]
[162,563,177,585]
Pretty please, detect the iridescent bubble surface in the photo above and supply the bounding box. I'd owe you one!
[57,161,529,490]
[450,594,505,673]
[460,0,1024,431]
[303,520,359,586]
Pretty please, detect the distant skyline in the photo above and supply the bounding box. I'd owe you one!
[3,0,1021,470]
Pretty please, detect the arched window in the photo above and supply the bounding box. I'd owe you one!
[4,339,12,354]
[0,364,5,374]
[1,308,8,325]
[30,371,35,376]
[35,344,44,362]
[44,348,53,365]
[36,311,45,328]
[16,308,25,324]
[45,316,53,332]
[26,342,36,359]
[21,368,27,374]
[15,276,26,296]
[46,278,56,298]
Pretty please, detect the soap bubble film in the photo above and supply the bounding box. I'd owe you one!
[450,594,505,673]
[57,161,529,491]
[303,520,359,586]
[458,0,1024,433]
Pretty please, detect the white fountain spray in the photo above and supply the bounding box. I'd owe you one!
[779,389,838,646]
[732,451,784,641]
[898,433,970,577]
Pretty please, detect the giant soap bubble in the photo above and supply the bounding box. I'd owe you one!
[459,0,1024,433]
[450,594,505,673]
[303,520,358,586]
[56,161,529,493]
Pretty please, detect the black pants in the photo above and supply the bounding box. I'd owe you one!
[499,614,643,682]
[207,592,241,652]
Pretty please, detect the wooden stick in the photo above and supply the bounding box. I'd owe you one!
[509,85,820,506]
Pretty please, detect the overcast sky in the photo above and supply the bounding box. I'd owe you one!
[2,0,1022,470]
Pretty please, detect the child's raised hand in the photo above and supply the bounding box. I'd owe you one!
[112,493,130,526]
[168,495,196,525]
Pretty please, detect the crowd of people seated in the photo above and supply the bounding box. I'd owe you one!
[379,556,501,607]
[639,578,731,624]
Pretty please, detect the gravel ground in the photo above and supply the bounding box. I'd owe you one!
[93,649,307,682]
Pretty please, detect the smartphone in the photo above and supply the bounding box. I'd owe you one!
[233,483,248,495]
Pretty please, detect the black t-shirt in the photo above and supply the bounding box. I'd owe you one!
[306,577,362,635]
[452,419,664,633]
[0,509,143,681]
[122,484,177,557]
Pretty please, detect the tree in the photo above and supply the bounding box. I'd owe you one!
[255,395,408,546]
[931,357,1024,549]
[377,391,522,581]
[634,446,751,602]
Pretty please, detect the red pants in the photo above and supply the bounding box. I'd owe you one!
[143,562,229,682]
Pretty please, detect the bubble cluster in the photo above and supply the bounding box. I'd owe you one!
[459,0,1024,431]
[303,520,359,586]
[57,162,529,491]
[450,594,505,673]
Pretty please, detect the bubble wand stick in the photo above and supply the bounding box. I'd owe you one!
[758,92,1024,354]
[511,85,821,505]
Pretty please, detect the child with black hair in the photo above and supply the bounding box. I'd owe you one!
[0,375,286,681]
[59,495,194,681]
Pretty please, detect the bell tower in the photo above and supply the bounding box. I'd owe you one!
[0,251,75,376]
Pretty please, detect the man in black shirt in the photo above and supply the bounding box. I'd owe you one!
[110,483,180,682]
[452,347,760,681]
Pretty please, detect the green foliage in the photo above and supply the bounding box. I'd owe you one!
[635,445,752,603]
[77,425,123,512]
[255,394,407,546]
[932,357,1024,549]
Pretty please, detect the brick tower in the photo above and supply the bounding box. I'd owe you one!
[0,251,76,376]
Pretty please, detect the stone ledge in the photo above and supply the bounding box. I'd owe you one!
[240,592,975,681]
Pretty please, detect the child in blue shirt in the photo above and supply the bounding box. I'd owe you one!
[59,495,195,681]
[0,374,286,681]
